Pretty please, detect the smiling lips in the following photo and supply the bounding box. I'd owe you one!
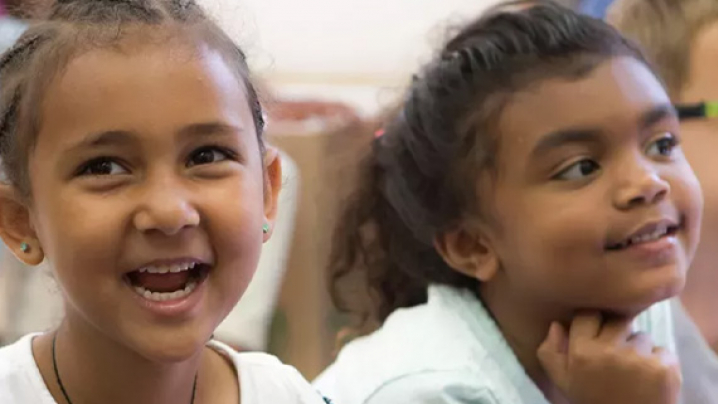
[606,220,680,251]
[126,260,208,302]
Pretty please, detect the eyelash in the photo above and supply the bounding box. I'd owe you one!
[186,146,237,167]
[75,146,237,177]
[646,133,679,157]
[552,158,600,181]
[76,157,128,177]
[551,132,679,182]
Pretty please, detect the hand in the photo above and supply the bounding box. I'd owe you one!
[537,313,681,404]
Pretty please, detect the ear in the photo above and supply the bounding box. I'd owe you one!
[434,225,499,282]
[262,147,282,243]
[0,185,43,265]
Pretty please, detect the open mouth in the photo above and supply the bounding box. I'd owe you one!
[606,222,680,251]
[125,262,210,302]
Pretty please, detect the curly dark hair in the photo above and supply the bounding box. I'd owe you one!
[328,0,654,335]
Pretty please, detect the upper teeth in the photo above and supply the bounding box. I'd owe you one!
[139,262,197,274]
[629,225,669,245]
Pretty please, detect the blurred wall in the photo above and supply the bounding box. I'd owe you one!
[199,0,504,115]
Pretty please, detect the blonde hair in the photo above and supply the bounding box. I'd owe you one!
[608,0,718,99]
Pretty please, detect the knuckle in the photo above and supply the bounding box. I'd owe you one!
[571,344,613,369]
[647,359,675,382]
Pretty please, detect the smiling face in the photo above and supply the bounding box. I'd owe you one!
[10,36,279,361]
[479,57,702,315]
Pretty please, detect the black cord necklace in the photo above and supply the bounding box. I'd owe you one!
[51,332,198,404]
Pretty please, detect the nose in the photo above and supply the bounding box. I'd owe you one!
[133,176,200,235]
[613,159,670,210]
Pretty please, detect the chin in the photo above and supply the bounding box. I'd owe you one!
[608,272,685,317]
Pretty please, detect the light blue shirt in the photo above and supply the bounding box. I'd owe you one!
[314,284,675,404]
[672,299,718,404]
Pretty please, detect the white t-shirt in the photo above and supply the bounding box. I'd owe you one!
[0,333,329,404]
[314,284,676,404]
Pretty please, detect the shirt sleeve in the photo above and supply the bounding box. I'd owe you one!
[365,371,500,404]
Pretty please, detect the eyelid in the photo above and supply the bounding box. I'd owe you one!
[645,132,679,156]
[186,145,240,168]
[551,156,586,177]
[192,145,238,159]
[551,158,599,181]
[74,156,129,177]
[646,131,679,146]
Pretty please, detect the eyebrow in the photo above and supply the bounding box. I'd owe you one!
[68,129,136,152]
[640,103,677,128]
[530,128,602,159]
[67,122,244,152]
[177,122,245,139]
[530,103,677,158]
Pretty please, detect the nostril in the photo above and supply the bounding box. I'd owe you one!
[133,199,200,235]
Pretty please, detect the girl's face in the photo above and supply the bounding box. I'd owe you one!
[483,57,702,315]
[11,40,280,361]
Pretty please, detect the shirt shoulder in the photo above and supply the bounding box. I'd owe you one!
[0,333,55,403]
[208,340,327,404]
[313,295,492,403]
[313,286,551,404]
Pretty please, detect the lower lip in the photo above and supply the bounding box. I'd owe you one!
[612,235,679,265]
[124,274,208,318]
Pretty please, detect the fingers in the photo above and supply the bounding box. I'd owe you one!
[542,311,681,404]
[596,316,634,344]
[626,332,653,356]
[538,322,569,389]
[568,313,602,345]
[652,347,681,372]
[652,346,683,400]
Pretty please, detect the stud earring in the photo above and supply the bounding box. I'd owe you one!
[20,242,29,253]
[262,223,270,234]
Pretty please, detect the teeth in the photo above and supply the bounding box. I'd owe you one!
[629,225,669,245]
[138,262,197,274]
[133,281,198,302]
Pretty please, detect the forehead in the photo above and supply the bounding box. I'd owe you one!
[36,39,251,146]
[496,57,669,154]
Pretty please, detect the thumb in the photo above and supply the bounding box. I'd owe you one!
[538,322,569,389]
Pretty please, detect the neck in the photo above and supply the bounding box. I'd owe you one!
[34,313,203,404]
[680,259,718,352]
[479,281,571,404]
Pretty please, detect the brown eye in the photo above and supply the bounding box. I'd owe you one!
[187,147,230,167]
[647,133,679,157]
[78,158,127,176]
[554,159,600,181]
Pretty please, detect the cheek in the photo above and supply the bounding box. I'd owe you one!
[33,185,121,263]
[679,138,711,218]
[205,178,266,290]
[494,196,603,279]
[665,152,704,260]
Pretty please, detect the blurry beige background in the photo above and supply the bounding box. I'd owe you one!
[202,0,502,115]
[196,0,515,378]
